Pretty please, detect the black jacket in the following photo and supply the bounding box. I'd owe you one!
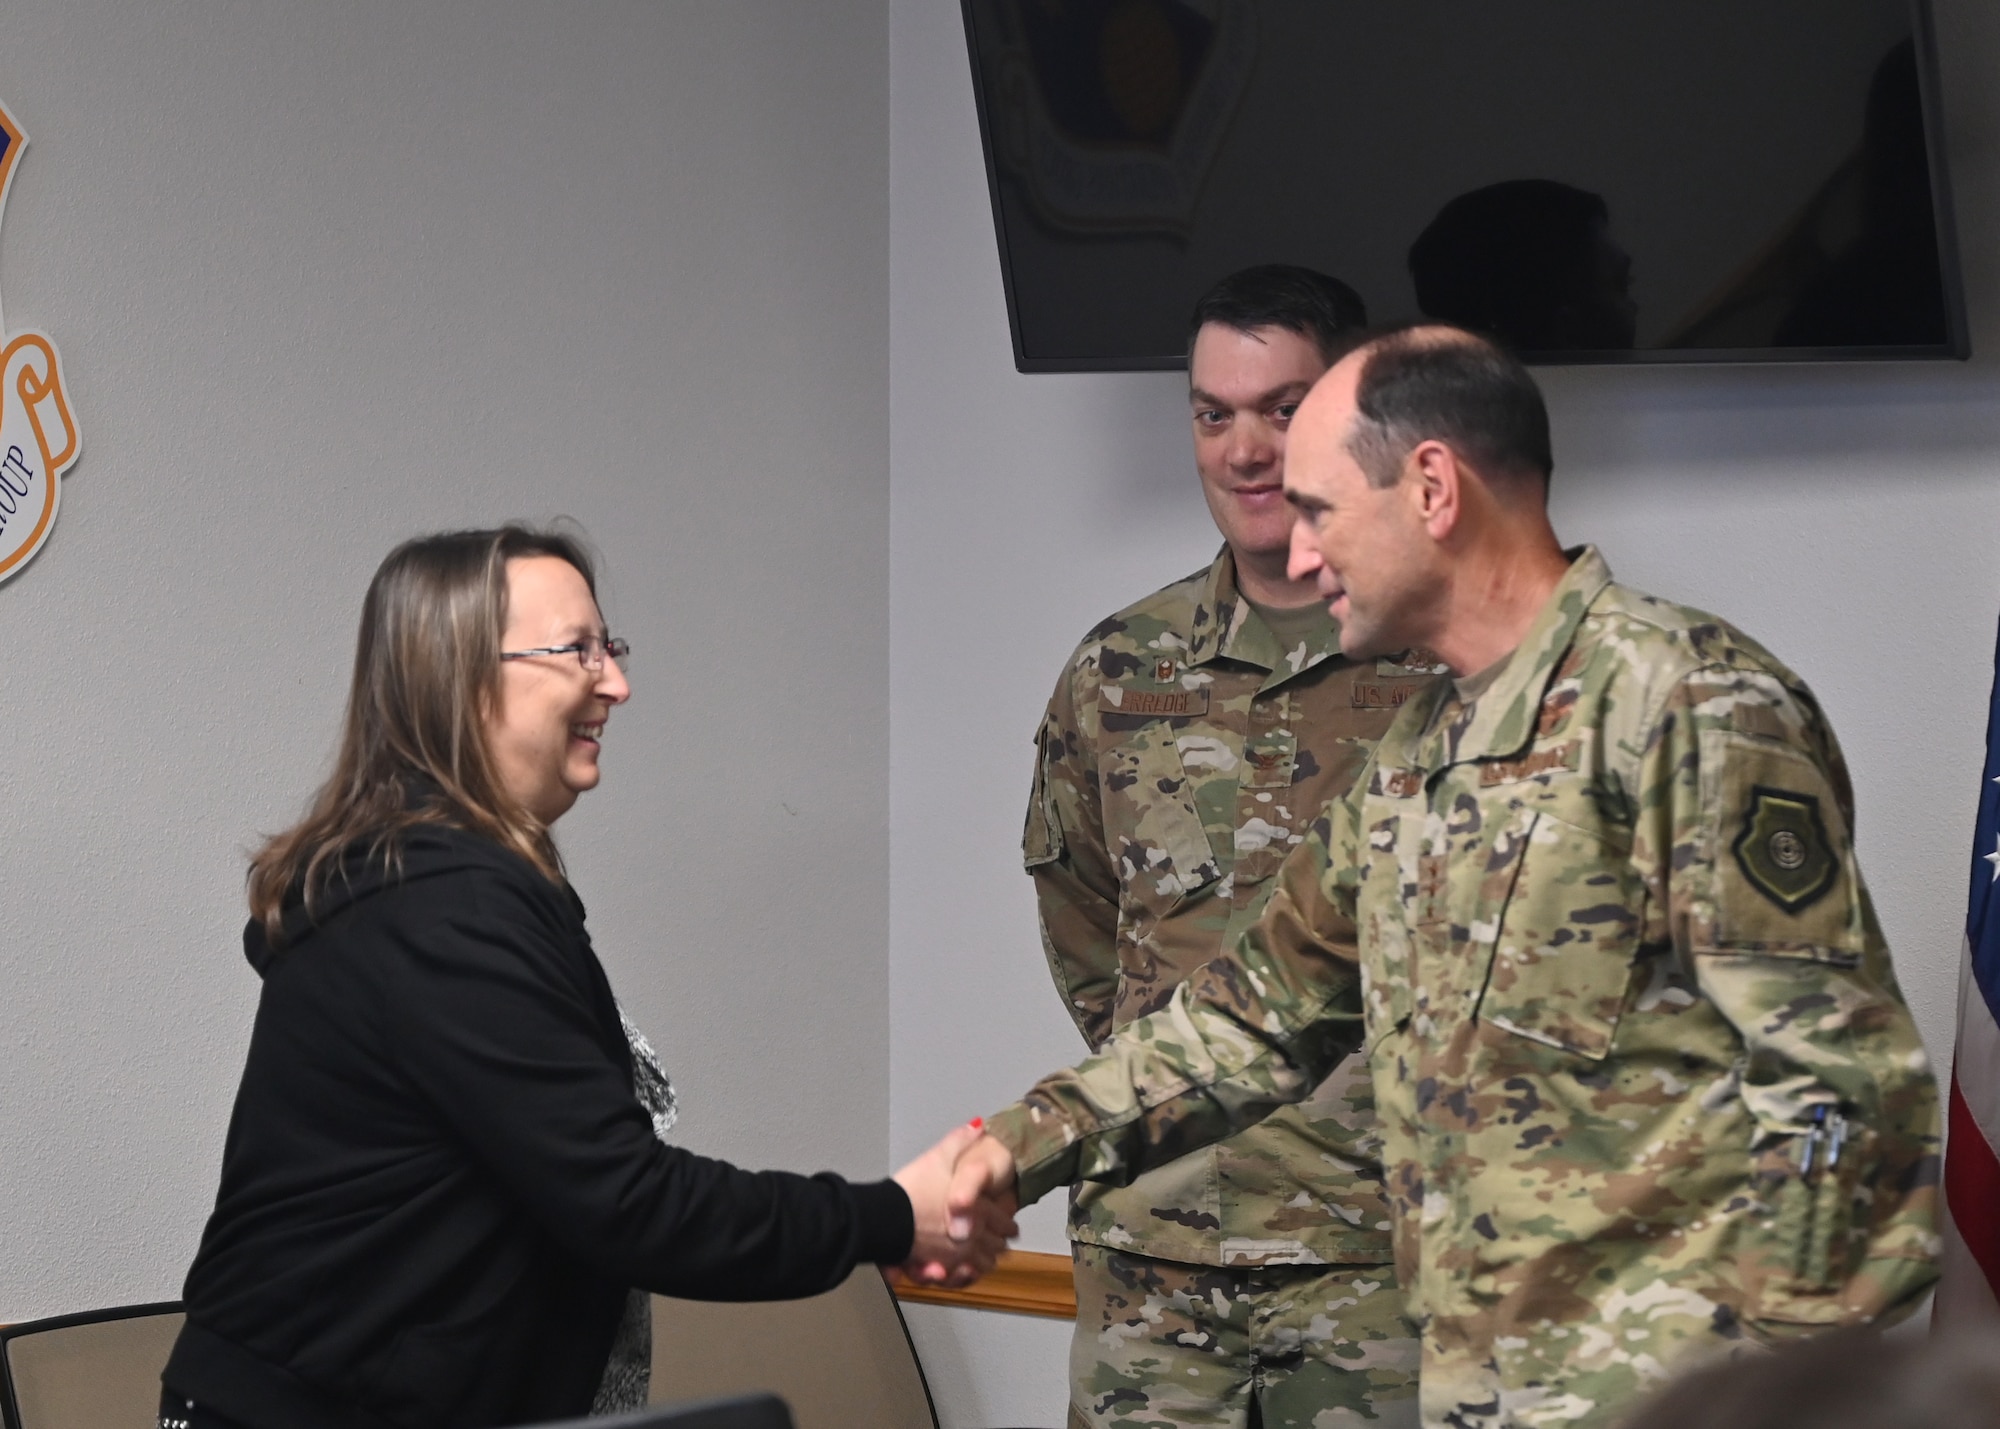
[163,825,912,1429]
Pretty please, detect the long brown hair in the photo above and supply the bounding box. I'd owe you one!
[248,524,598,943]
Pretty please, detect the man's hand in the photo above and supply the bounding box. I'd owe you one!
[892,1121,1020,1287]
[945,1130,1017,1245]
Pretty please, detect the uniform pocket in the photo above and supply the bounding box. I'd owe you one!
[1743,1118,1873,1329]
[1360,955,1413,1058]
[1022,716,1065,869]
[1475,801,1642,1060]
[1103,731,1223,917]
[1359,809,1415,1056]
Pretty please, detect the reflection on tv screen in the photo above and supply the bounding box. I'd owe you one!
[963,0,1965,368]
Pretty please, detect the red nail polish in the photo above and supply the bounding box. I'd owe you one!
[970,1116,984,1130]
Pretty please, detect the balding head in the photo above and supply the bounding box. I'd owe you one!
[1282,324,1572,670]
[1335,326,1553,495]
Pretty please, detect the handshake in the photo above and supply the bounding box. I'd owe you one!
[888,1120,1023,1287]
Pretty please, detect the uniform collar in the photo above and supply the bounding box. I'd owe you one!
[1383,544,1613,773]
[1188,545,1346,679]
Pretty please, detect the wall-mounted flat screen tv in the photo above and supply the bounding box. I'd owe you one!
[961,0,1968,369]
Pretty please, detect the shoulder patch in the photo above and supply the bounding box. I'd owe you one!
[1731,785,1837,913]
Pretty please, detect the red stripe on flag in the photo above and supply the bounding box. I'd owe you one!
[1946,1069,2000,1299]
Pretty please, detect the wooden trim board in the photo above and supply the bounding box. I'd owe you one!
[891,1249,1076,1319]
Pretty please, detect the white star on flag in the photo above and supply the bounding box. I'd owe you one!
[1988,833,2000,882]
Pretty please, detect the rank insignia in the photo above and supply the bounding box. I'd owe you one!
[1378,649,1451,677]
[1732,785,1837,913]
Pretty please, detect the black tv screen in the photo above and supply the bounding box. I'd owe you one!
[961,0,1968,369]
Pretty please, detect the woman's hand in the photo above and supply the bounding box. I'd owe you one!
[892,1121,1019,1286]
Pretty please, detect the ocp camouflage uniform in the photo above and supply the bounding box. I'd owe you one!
[1026,548,1435,1427]
[993,547,1940,1429]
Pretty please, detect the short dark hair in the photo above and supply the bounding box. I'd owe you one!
[1345,326,1554,490]
[1187,264,1369,365]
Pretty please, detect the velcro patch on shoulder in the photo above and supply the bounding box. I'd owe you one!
[1478,741,1581,787]
[1102,685,1211,719]
[1732,702,1791,742]
[1731,785,1837,913]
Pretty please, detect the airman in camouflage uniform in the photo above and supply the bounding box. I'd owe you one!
[1032,552,1434,1426]
[1027,267,1424,1428]
[969,330,1940,1429]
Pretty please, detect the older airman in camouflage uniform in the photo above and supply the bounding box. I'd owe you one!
[965,329,1939,1429]
[1028,267,1424,1429]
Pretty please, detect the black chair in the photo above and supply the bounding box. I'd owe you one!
[649,1269,935,1428]
[529,1391,793,1429]
[0,1301,185,1429]
[649,1268,1051,1429]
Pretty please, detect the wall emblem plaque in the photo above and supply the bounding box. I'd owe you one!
[0,98,80,584]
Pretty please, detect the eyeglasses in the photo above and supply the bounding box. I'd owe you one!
[500,634,631,671]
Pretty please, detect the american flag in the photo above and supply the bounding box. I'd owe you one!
[1938,618,2000,1323]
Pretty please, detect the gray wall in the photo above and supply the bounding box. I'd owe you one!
[0,0,888,1315]
[891,1,2000,1424]
[5,4,1999,1427]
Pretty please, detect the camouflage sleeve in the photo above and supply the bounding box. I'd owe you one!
[991,796,1367,1207]
[1647,662,1940,1331]
[1024,654,1122,1049]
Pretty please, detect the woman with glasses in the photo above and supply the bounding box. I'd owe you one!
[158,526,1012,1429]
